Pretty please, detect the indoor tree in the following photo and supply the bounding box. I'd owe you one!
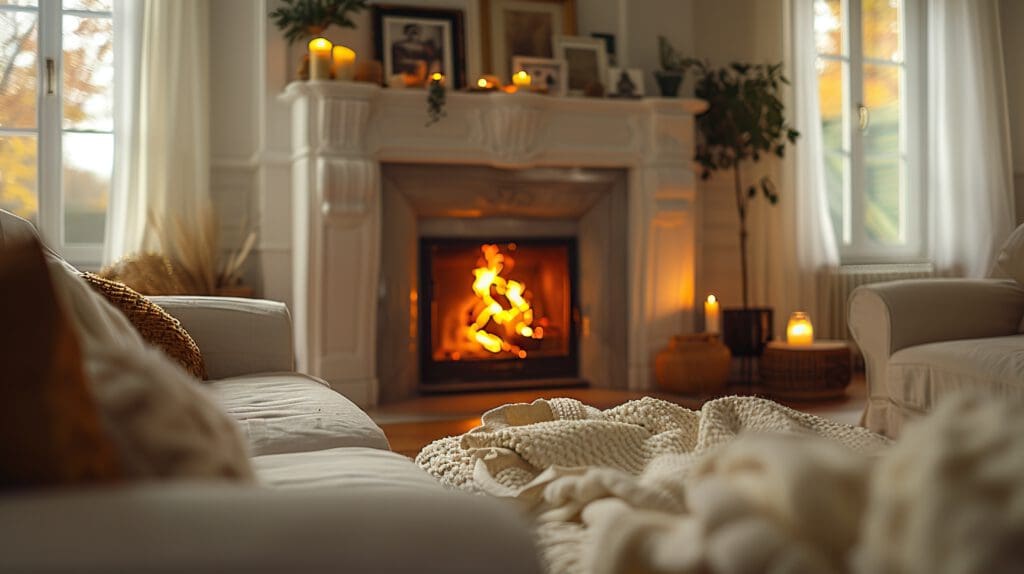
[693,62,800,309]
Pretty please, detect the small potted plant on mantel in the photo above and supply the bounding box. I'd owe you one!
[654,36,700,98]
[692,62,800,365]
[270,0,368,79]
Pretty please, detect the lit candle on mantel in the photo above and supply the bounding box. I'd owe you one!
[430,72,445,85]
[704,295,720,334]
[308,37,333,81]
[332,45,356,81]
[786,312,814,346]
[512,70,532,89]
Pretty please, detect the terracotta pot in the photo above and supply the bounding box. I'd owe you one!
[655,333,731,395]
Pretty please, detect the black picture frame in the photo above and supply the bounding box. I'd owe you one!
[373,5,467,89]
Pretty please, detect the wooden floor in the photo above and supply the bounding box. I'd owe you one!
[370,375,866,457]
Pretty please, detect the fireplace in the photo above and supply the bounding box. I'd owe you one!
[419,237,579,387]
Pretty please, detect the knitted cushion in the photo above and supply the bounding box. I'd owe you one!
[0,240,122,489]
[80,273,207,380]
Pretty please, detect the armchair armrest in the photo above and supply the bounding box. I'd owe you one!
[149,296,295,379]
[848,279,1024,435]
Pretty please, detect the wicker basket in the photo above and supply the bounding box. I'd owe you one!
[759,341,851,400]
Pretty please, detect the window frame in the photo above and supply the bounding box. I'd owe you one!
[815,0,927,264]
[0,0,113,267]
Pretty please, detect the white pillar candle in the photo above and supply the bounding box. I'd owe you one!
[332,45,356,81]
[704,294,720,334]
[308,37,332,81]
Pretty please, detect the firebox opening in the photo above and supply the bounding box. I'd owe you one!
[419,237,580,387]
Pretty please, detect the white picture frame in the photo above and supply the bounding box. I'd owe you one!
[512,56,568,96]
[553,35,608,96]
[606,67,645,98]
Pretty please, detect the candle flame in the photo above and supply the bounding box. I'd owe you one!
[431,72,444,82]
[477,78,488,88]
[308,37,332,53]
[707,294,717,304]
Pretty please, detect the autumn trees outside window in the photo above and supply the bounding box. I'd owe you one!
[814,0,924,263]
[0,0,113,265]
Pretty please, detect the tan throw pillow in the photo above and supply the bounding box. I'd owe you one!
[80,273,207,380]
[0,240,122,489]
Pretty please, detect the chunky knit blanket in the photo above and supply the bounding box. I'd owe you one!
[416,395,1024,574]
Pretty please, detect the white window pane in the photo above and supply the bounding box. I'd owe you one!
[63,0,112,11]
[0,134,37,222]
[817,58,847,152]
[862,0,901,62]
[863,63,900,158]
[864,158,902,245]
[62,14,112,131]
[0,10,37,129]
[63,131,110,244]
[814,0,844,56]
[0,1,38,7]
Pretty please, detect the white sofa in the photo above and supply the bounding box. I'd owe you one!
[0,212,541,573]
[849,278,1024,438]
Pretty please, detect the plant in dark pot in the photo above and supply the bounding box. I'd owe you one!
[692,62,799,361]
[655,36,699,98]
[270,0,368,80]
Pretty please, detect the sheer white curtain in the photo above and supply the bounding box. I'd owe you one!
[747,0,839,335]
[928,0,1016,277]
[104,0,211,264]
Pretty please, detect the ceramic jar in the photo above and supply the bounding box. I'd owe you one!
[655,333,732,395]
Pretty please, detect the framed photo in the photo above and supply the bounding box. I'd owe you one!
[554,35,607,96]
[484,0,577,81]
[607,67,644,98]
[373,5,467,89]
[512,56,567,96]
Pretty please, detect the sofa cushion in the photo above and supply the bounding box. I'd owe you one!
[253,447,440,491]
[208,374,389,455]
[887,336,1024,414]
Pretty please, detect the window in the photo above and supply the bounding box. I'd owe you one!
[814,0,923,262]
[0,0,113,265]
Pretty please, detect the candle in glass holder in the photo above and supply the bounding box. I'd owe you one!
[512,70,532,89]
[308,37,333,80]
[332,45,356,81]
[786,312,814,345]
[704,295,720,334]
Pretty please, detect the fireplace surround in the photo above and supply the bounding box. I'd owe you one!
[282,82,706,407]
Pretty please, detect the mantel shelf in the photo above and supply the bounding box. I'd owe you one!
[280,81,708,116]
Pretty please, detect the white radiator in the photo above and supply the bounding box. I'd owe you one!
[825,263,936,342]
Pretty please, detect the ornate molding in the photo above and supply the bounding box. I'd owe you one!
[316,158,378,227]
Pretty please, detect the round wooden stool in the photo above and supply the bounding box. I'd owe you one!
[760,340,852,400]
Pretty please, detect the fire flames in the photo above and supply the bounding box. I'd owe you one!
[467,244,544,358]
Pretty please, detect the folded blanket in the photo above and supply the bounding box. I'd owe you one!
[416,395,1024,574]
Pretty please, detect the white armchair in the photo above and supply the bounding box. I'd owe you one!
[849,279,1024,437]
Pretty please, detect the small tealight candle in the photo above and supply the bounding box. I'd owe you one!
[704,295,720,335]
[786,312,814,346]
[430,72,445,85]
[332,45,356,81]
[308,37,333,81]
[477,78,489,88]
[512,70,532,88]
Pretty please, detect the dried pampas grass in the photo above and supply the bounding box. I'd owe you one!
[100,205,257,296]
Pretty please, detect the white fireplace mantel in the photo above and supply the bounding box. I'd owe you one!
[281,81,707,406]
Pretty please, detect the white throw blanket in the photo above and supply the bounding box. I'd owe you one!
[416,395,1024,573]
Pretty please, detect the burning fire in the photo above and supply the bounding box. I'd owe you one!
[468,244,544,357]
